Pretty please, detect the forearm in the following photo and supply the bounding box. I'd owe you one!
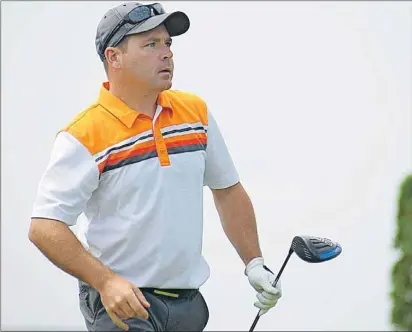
[28,218,114,292]
[212,182,262,266]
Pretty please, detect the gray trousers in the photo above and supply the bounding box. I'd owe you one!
[79,281,209,331]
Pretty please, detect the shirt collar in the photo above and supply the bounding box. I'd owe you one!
[97,82,173,128]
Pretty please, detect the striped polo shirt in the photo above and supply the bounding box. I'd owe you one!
[31,82,239,289]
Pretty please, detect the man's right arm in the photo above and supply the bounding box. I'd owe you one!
[28,130,111,290]
[29,131,150,330]
[29,217,114,292]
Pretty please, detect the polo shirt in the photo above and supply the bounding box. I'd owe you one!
[31,82,240,289]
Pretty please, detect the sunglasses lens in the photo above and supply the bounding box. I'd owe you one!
[152,3,166,14]
[128,6,151,23]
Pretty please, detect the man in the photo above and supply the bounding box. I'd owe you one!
[28,2,282,331]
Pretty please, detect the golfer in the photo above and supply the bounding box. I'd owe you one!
[28,2,282,331]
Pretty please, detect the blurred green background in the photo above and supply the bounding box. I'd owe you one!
[392,174,412,331]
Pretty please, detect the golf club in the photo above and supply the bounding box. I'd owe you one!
[249,235,342,332]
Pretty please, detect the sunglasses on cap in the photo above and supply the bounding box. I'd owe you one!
[101,3,166,58]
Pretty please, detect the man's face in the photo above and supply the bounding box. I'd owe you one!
[110,24,174,91]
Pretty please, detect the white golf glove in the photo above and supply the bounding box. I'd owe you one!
[245,257,282,316]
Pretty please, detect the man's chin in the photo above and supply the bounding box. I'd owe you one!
[160,81,173,91]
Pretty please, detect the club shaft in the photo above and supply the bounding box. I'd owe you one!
[249,249,294,332]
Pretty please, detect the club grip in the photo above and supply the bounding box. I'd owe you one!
[249,249,294,332]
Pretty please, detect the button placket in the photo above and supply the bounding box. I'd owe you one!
[153,118,170,166]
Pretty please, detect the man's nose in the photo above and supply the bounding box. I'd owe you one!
[162,48,173,60]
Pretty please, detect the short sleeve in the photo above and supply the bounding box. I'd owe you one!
[31,131,99,226]
[203,110,240,189]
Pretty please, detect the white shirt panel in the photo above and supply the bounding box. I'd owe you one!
[31,132,99,226]
[84,150,210,288]
[204,110,240,189]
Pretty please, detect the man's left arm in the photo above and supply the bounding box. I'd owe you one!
[203,109,282,315]
[211,182,262,266]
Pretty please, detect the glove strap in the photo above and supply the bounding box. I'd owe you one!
[263,265,274,275]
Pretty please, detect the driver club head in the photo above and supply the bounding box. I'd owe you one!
[248,234,343,332]
[291,235,342,263]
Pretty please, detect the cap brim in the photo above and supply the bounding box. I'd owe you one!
[125,11,190,38]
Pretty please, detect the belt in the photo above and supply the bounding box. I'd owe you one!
[141,288,199,299]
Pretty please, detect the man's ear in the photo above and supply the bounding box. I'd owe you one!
[105,48,121,69]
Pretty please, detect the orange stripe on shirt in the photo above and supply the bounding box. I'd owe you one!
[165,137,207,149]
[101,143,157,169]
[164,132,207,145]
[100,132,206,170]
[99,137,207,173]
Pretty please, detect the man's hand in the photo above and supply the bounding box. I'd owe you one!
[99,274,151,331]
[245,257,282,315]
[28,219,150,330]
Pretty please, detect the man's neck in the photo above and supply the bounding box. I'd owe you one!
[109,81,159,118]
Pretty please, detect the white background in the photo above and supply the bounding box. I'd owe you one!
[2,1,411,330]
